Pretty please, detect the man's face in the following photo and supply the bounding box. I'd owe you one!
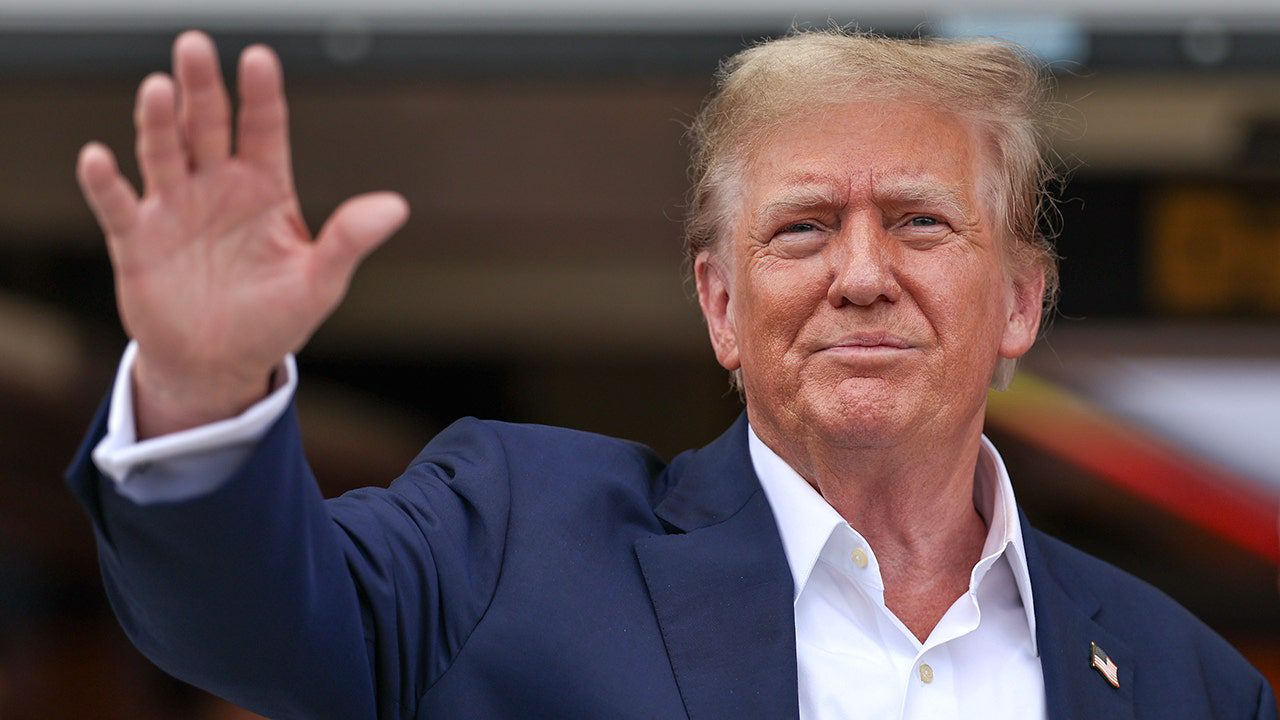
[696,99,1043,453]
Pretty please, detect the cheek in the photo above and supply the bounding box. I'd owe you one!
[735,265,827,353]
[910,256,1009,348]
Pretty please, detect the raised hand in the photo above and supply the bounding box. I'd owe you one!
[77,31,408,438]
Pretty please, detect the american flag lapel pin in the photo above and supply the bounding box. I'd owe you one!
[1090,641,1120,688]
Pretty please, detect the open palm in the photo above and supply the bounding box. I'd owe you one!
[77,32,408,436]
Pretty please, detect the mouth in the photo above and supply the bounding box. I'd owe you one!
[821,333,914,351]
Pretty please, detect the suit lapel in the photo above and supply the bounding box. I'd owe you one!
[1022,514,1136,720]
[635,415,799,720]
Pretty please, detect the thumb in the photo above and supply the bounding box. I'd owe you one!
[314,191,409,285]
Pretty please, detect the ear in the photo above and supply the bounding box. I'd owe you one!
[998,264,1046,360]
[694,250,741,372]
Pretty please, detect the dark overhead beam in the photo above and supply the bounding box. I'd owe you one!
[6,26,1280,81]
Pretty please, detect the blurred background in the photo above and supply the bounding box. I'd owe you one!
[1,0,1278,716]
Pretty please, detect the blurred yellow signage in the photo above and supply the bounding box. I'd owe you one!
[1150,186,1280,315]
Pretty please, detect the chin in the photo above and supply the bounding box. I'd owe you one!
[799,378,917,450]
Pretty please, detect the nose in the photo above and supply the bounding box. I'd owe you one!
[825,217,902,308]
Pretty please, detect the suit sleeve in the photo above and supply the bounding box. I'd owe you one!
[65,398,510,720]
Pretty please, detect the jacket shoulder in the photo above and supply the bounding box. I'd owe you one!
[411,417,673,501]
[1034,529,1228,646]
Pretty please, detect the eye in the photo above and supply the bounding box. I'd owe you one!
[779,222,819,234]
[766,220,828,257]
[908,216,940,227]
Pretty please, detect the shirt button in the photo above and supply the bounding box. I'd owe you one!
[850,548,868,569]
[919,664,934,684]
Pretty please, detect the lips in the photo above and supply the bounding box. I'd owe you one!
[821,332,914,351]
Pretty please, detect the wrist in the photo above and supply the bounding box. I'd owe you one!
[131,353,278,440]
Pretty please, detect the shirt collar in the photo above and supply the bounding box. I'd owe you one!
[747,425,1038,655]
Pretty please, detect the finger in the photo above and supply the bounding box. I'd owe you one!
[173,30,231,169]
[77,142,140,237]
[236,44,292,183]
[134,73,187,195]
[314,192,409,288]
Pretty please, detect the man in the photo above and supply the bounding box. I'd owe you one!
[68,28,1274,720]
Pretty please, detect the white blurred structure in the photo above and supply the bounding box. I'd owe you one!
[1083,358,1280,492]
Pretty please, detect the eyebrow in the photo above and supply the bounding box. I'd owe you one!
[749,183,847,234]
[870,176,976,223]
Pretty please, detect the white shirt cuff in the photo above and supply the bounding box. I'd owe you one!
[90,340,297,504]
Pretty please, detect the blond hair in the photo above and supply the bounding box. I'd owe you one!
[685,28,1061,390]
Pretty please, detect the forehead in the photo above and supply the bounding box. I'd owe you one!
[739,99,988,212]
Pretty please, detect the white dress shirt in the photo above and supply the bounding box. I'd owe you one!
[749,427,1047,720]
[94,342,1047,718]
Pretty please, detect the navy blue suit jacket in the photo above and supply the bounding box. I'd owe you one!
[68,403,1276,719]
